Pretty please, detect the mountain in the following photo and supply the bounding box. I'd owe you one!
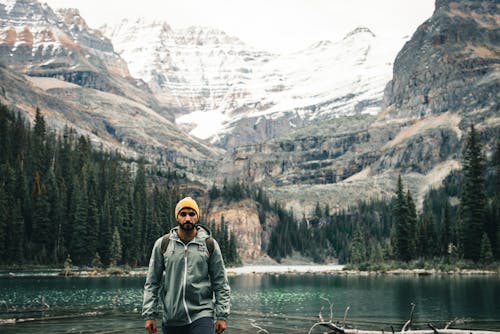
[0,0,498,219]
[0,0,220,172]
[212,0,499,215]
[102,22,406,149]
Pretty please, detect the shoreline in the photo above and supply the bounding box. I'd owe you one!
[1,265,498,277]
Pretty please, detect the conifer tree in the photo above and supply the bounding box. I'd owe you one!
[0,180,7,260]
[69,177,89,264]
[110,226,122,266]
[46,168,63,262]
[479,232,494,264]
[32,108,47,176]
[0,104,10,164]
[99,194,113,266]
[31,171,52,263]
[9,200,25,263]
[393,175,412,261]
[349,222,366,264]
[85,164,100,262]
[491,140,500,259]
[406,190,417,256]
[132,160,147,265]
[440,202,452,257]
[460,124,487,261]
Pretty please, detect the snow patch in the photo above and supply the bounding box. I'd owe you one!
[176,110,229,139]
[2,0,17,13]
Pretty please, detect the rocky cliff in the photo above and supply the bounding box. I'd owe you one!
[211,0,499,215]
[385,0,498,121]
[204,199,278,261]
[0,0,221,173]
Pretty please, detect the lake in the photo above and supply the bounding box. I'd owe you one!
[0,272,499,333]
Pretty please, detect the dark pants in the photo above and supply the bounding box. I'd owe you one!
[162,317,215,334]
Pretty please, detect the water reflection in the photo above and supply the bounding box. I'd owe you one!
[0,274,499,333]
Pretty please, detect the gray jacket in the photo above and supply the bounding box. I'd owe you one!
[142,225,231,326]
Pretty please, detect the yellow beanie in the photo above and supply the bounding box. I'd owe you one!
[175,197,200,218]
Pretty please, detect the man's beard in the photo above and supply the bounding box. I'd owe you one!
[180,222,196,231]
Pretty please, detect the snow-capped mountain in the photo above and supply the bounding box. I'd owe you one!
[0,0,130,79]
[0,0,220,169]
[102,21,408,148]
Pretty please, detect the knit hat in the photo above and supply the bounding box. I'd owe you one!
[175,197,200,218]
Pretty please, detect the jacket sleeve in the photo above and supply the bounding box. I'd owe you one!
[209,239,231,321]
[142,237,165,320]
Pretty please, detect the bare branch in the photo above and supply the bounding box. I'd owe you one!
[401,303,416,332]
[320,296,334,321]
[445,318,463,330]
[319,305,325,322]
[308,321,345,334]
[250,321,269,334]
[343,306,350,328]
[428,322,440,334]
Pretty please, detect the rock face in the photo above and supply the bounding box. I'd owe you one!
[0,0,220,172]
[0,0,132,93]
[210,0,499,215]
[385,0,499,122]
[204,199,277,261]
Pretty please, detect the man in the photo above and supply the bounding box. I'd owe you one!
[142,197,231,334]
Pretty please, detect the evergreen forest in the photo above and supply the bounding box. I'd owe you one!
[0,104,242,267]
[1,103,498,269]
[265,124,500,267]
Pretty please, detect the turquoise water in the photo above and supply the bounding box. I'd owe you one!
[0,273,499,333]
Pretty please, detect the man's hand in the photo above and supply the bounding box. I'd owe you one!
[215,319,227,334]
[145,319,157,334]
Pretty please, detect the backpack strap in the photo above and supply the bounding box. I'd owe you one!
[205,236,215,257]
[161,233,171,255]
[161,232,214,257]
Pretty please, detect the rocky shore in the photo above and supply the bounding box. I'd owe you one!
[2,265,498,277]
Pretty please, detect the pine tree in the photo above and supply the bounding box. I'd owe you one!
[479,233,494,264]
[393,175,413,261]
[110,226,122,266]
[440,202,453,258]
[7,200,24,263]
[46,168,63,263]
[132,159,147,266]
[349,222,366,264]
[0,179,7,260]
[85,164,100,263]
[69,177,89,265]
[99,195,113,265]
[31,171,52,263]
[0,103,11,164]
[406,190,417,257]
[32,108,47,176]
[490,140,500,259]
[460,124,487,261]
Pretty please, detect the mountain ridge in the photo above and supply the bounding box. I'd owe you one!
[101,18,406,148]
[0,0,498,219]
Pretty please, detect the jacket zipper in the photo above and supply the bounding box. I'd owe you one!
[182,243,192,323]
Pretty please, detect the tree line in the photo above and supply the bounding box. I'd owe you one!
[0,104,240,267]
[268,124,499,265]
[1,101,498,267]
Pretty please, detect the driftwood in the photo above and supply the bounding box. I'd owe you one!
[305,300,500,334]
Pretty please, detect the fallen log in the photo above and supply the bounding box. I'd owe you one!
[308,300,500,334]
[318,330,499,334]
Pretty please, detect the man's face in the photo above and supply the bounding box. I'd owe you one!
[177,208,198,231]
